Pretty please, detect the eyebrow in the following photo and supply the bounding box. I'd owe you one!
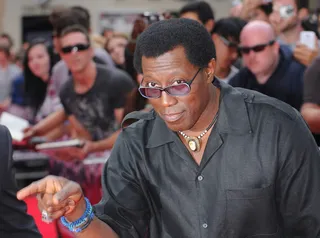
[141,74,189,87]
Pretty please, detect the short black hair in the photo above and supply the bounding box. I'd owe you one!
[49,6,67,29]
[60,24,91,44]
[179,1,214,24]
[295,0,308,10]
[71,6,91,26]
[258,2,273,16]
[55,8,90,37]
[0,44,10,57]
[134,18,215,74]
[211,17,247,43]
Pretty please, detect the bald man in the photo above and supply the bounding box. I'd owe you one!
[229,20,305,110]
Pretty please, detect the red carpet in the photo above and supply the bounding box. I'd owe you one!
[25,196,68,238]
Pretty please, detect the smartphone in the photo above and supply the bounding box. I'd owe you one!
[299,31,317,50]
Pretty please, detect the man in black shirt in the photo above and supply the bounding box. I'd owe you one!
[230,20,305,110]
[17,19,320,237]
[25,25,134,157]
[0,125,41,238]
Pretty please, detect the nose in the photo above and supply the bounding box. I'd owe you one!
[160,91,177,107]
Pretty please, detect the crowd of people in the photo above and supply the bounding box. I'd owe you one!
[0,0,320,237]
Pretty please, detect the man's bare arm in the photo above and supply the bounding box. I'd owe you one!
[301,103,320,133]
[66,201,119,238]
[91,130,121,152]
[33,109,67,135]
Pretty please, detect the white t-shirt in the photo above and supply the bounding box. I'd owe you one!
[216,65,239,84]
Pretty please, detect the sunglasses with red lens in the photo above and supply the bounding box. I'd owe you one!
[238,40,275,54]
[61,43,90,54]
[139,68,202,99]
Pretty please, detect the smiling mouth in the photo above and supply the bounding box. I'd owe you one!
[162,112,184,122]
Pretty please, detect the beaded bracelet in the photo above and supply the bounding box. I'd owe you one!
[60,197,94,233]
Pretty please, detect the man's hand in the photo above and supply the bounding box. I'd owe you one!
[53,141,96,161]
[23,126,37,140]
[17,175,86,221]
[294,43,319,66]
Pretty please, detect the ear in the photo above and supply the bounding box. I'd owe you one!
[298,8,309,20]
[205,58,216,83]
[205,19,215,33]
[273,41,280,54]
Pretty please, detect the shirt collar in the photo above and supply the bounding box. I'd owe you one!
[146,80,253,148]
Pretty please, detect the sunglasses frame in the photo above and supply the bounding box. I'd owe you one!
[218,35,238,48]
[138,68,202,99]
[61,43,91,54]
[238,40,275,54]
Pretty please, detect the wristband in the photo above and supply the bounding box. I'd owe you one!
[60,197,94,233]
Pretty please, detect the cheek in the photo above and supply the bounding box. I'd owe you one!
[28,61,36,72]
[42,56,50,68]
[183,90,205,116]
[242,55,251,65]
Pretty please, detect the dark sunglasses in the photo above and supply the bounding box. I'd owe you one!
[238,40,275,54]
[61,43,90,54]
[139,68,202,99]
[218,35,238,48]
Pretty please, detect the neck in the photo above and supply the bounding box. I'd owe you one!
[184,86,220,136]
[215,66,231,79]
[255,54,280,84]
[279,24,302,45]
[73,61,96,88]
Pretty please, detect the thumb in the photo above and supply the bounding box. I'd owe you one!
[53,181,82,205]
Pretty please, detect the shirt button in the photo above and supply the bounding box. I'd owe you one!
[197,175,204,181]
[202,223,208,229]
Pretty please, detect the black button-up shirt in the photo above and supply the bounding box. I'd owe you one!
[94,82,320,238]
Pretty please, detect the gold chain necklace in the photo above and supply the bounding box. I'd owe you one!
[179,112,219,152]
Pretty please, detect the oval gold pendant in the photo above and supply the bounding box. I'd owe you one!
[187,137,201,152]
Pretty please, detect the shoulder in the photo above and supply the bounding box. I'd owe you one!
[229,67,250,85]
[13,73,24,83]
[281,45,305,71]
[0,125,12,180]
[0,125,11,144]
[121,110,156,142]
[9,64,22,76]
[93,48,112,63]
[97,66,133,84]
[237,87,301,124]
[52,60,67,72]
[59,78,73,97]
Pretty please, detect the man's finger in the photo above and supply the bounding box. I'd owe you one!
[53,181,82,204]
[49,207,70,220]
[17,180,46,200]
[47,199,75,213]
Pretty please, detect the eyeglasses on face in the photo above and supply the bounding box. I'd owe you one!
[238,40,275,54]
[138,68,202,99]
[218,35,238,48]
[61,43,90,54]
